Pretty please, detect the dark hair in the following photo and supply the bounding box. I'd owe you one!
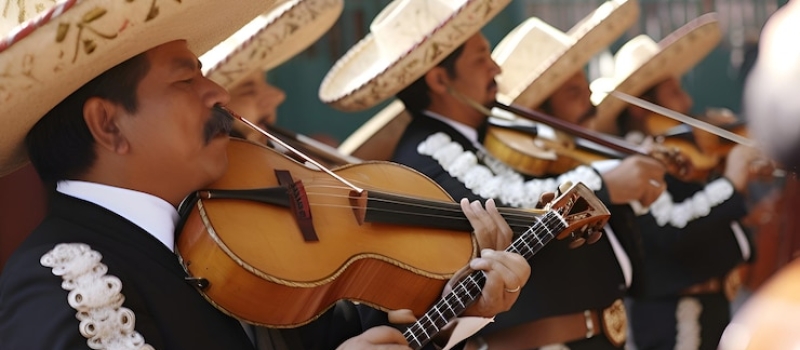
[539,97,554,115]
[25,53,150,183]
[616,84,659,136]
[397,45,465,114]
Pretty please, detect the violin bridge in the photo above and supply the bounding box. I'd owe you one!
[275,170,319,242]
[348,190,368,226]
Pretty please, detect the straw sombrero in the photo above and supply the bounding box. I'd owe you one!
[201,0,343,90]
[0,0,283,176]
[589,13,722,134]
[318,0,512,112]
[492,0,640,109]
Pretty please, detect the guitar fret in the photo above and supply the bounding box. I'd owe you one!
[435,305,446,321]
[403,208,573,349]
[418,317,430,338]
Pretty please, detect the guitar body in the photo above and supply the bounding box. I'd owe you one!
[177,139,476,327]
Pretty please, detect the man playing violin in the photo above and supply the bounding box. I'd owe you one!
[0,1,531,350]
[320,1,665,349]
[590,13,763,350]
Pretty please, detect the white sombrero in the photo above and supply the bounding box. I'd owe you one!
[201,0,344,90]
[589,13,722,134]
[319,0,512,112]
[0,0,283,176]
[492,0,640,109]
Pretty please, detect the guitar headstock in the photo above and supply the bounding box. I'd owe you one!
[544,182,611,248]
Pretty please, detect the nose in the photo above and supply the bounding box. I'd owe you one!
[203,76,231,108]
[490,58,502,76]
[264,83,287,106]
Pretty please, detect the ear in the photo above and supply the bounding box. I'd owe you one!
[424,67,450,95]
[83,97,130,154]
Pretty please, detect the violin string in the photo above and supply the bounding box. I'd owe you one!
[300,202,535,231]
[299,189,545,222]
[297,181,544,219]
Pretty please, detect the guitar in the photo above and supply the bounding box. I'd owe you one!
[177,139,609,328]
[403,181,610,349]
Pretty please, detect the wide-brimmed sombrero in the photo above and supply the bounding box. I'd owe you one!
[201,0,343,90]
[589,13,722,134]
[0,0,283,176]
[318,0,512,112]
[492,0,639,109]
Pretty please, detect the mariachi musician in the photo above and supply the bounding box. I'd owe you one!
[590,13,763,350]
[0,0,531,349]
[198,1,364,348]
[202,0,358,168]
[323,0,665,349]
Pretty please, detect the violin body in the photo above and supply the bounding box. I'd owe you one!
[483,121,619,177]
[645,111,751,181]
[177,139,476,327]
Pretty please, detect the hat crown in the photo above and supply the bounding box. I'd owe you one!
[493,18,573,100]
[612,34,658,82]
[371,0,459,60]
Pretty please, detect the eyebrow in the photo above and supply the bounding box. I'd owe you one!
[171,57,202,73]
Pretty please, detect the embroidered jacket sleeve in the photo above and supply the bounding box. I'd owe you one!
[0,243,139,350]
[637,175,750,289]
[643,176,748,252]
[1,194,257,350]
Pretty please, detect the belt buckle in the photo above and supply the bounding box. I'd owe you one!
[724,266,744,301]
[601,299,627,347]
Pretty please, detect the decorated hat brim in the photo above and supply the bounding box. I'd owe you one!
[498,0,640,109]
[319,0,511,112]
[0,0,283,176]
[202,0,344,90]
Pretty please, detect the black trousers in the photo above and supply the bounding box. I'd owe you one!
[629,293,730,350]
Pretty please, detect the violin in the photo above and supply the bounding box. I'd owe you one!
[644,109,750,178]
[483,117,613,177]
[176,138,610,328]
[486,101,698,180]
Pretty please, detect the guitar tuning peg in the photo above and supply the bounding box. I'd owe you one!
[586,229,603,244]
[568,231,586,249]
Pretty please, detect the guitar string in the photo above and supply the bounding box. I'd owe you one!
[403,212,565,345]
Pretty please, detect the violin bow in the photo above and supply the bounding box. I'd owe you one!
[218,105,365,193]
[608,91,757,147]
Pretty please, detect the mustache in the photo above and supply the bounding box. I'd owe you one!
[203,105,234,144]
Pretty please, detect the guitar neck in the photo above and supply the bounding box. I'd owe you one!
[402,211,567,349]
[362,190,542,235]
